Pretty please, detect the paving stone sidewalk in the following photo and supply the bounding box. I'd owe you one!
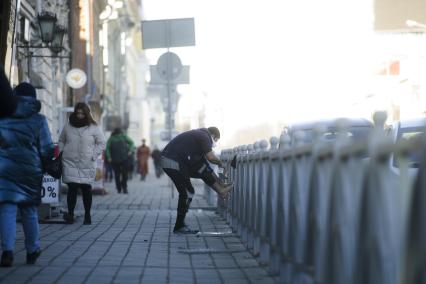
[0,173,277,284]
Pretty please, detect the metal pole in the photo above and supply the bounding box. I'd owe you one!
[36,0,42,13]
[85,0,92,103]
[165,21,172,142]
[165,22,174,198]
[27,46,31,82]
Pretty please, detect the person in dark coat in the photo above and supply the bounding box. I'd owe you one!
[0,65,17,118]
[106,128,135,193]
[151,147,163,178]
[0,82,55,267]
[136,139,150,181]
[162,127,233,234]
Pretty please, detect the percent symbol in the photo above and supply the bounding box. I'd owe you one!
[47,186,57,198]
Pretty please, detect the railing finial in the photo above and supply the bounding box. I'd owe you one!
[270,137,279,150]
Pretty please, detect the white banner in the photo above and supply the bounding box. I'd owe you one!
[41,174,59,204]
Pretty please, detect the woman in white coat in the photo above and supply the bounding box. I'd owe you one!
[59,103,105,225]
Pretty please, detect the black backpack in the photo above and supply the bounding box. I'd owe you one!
[109,138,129,163]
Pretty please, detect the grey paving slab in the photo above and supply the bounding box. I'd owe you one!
[0,173,276,283]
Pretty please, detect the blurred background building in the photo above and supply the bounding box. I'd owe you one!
[0,0,150,144]
[0,0,426,147]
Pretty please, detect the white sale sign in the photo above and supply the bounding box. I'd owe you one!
[41,174,59,204]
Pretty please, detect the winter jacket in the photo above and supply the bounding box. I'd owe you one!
[59,123,106,184]
[106,134,135,163]
[0,96,54,205]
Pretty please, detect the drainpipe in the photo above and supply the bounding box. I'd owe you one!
[84,0,92,104]
[36,0,42,13]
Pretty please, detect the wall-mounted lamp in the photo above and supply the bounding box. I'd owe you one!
[17,11,69,58]
[50,24,67,54]
[37,11,57,43]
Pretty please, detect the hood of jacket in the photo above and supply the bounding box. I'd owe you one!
[11,96,41,119]
[109,134,128,142]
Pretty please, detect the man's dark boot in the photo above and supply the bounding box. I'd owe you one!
[26,249,41,265]
[173,198,198,234]
[1,251,13,267]
[173,216,199,234]
[173,225,199,234]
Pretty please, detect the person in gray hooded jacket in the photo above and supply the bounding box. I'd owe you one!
[0,82,54,267]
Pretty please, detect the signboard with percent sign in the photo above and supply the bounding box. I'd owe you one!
[41,174,59,204]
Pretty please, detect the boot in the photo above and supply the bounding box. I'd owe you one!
[173,215,199,234]
[211,182,233,199]
[63,212,74,224]
[173,225,199,234]
[1,251,13,267]
[173,214,185,231]
[83,213,91,225]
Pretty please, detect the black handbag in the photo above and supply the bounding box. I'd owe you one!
[43,152,62,179]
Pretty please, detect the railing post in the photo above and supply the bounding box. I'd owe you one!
[265,136,280,275]
[234,145,245,235]
[402,135,426,284]
[242,144,253,246]
[304,123,334,283]
[258,139,270,265]
[288,130,314,283]
[248,141,261,252]
[356,111,415,284]
[278,131,293,284]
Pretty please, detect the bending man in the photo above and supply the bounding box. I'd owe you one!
[161,127,232,234]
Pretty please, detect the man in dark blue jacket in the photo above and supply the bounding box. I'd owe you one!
[0,82,54,267]
[162,127,232,234]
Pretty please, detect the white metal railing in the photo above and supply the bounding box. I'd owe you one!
[214,112,423,284]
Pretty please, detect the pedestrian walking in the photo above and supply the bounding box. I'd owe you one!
[59,103,106,225]
[0,65,17,118]
[151,147,163,178]
[103,150,113,183]
[127,150,135,180]
[162,127,233,234]
[106,128,135,193]
[0,82,55,266]
[137,139,150,181]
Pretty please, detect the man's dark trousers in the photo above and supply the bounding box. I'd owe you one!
[112,161,128,193]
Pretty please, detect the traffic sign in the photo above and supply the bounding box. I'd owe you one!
[157,52,183,80]
[141,18,195,49]
[150,65,190,84]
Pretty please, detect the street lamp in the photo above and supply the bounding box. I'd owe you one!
[50,24,67,54]
[37,11,57,43]
[15,11,70,89]
[17,11,69,58]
